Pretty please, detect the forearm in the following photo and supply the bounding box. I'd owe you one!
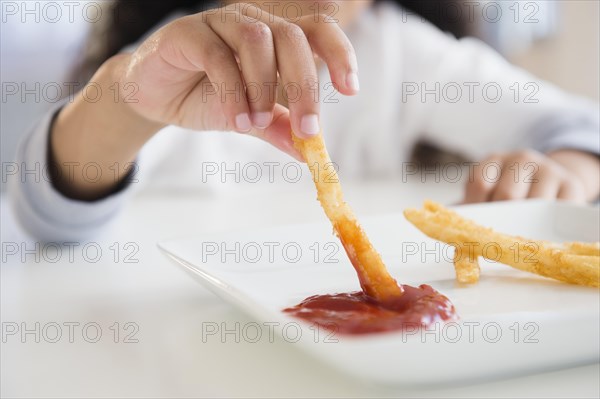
[548,149,600,201]
[51,54,165,201]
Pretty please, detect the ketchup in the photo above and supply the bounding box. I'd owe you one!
[283,284,456,335]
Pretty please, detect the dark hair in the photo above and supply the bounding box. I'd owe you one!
[74,0,465,83]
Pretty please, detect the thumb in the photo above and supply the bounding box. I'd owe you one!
[248,103,304,162]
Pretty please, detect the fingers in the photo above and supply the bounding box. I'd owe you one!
[557,180,586,203]
[490,152,535,201]
[163,5,359,155]
[464,155,502,203]
[465,150,589,204]
[167,17,251,133]
[295,14,360,95]
[205,12,278,129]
[527,164,562,199]
[194,5,359,139]
[255,13,321,138]
[237,6,358,138]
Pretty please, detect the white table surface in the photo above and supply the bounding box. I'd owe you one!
[1,178,599,398]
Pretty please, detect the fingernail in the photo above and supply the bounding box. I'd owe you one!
[252,112,271,129]
[235,113,252,132]
[347,72,360,92]
[300,114,320,136]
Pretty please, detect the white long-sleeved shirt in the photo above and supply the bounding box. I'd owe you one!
[9,2,600,241]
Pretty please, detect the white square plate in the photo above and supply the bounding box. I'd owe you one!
[158,200,600,385]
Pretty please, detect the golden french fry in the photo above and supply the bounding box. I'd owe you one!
[292,133,402,301]
[564,242,600,257]
[453,245,480,284]
[404,201,600,288]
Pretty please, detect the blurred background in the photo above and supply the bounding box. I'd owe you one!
[1,0,599,191]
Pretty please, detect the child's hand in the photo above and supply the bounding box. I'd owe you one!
[464,149,600,204]
[52,3,358,200]
[119,3,359,158]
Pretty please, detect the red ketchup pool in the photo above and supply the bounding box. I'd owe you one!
[283,284,457,335]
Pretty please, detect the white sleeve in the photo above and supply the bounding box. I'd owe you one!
[8,103,135,242]
[398,13,600,160]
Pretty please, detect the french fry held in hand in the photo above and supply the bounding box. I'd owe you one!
[404,201,600,287]
[292,132,403,302]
